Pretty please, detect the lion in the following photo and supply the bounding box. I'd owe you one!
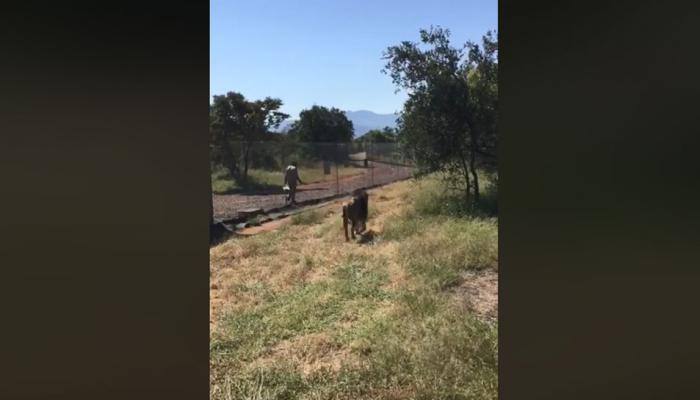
[342,189,369,241]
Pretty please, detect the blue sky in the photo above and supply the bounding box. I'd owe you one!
[210,0,497,117]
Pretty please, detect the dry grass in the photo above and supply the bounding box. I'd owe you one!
[210,174,498,399]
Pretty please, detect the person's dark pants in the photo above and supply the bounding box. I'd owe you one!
[287,184,297,204]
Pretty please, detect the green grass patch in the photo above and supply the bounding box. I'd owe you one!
[406,223,496,287]
[381,210,424,241]
[400,218,498,289]
[413,171,498,218]
[331,280,497,399]
[211,164,237,194]
[211,255,391,392]
[314,216,342,238]
[383,174,498,284]
[230,282,278,304]
[291,209,325,226]
[330,257,391,301]
[212,282,343,362]
[212,364,309,400]
[237,230,285,257]
[346,300,498,399]
[214,287,498,400]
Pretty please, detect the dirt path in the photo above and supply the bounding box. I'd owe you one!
[213,161,413,221]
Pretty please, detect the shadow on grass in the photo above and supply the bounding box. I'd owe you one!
[473,188,498,217]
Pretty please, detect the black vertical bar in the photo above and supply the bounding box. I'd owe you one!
[370,140,374,186]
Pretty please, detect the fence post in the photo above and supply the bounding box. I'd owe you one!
[335,144,340,195]
[370,140,374,186]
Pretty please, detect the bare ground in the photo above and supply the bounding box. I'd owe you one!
[453,270,498,322]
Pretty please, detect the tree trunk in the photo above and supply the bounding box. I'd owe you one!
[469,145,480,204]
[219,139,239,179]
[243,143,251,182]
[463,118,480,206]
[459,152,471,204]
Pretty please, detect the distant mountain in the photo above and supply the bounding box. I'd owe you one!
[274,119,296,133]
[344,110,399,136]
[273,110,399,137]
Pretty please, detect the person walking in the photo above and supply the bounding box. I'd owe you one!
[283,161,303,205]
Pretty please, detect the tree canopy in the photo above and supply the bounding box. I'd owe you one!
[287,105,355,161]
[209,91,288,180]
[356,126,398,144]
[383,26,497,204]
[288,105,354,143]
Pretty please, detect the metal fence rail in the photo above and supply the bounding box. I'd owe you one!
[211,141,415,222]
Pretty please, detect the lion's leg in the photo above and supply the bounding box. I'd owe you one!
[342,209,349,241]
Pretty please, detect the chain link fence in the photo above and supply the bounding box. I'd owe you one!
[211,141,415,222]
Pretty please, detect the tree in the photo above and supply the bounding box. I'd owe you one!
[465,31,498,171]
[288,105,354,161]
[356,126,398,144]
[383,27,497,205]
[355,127,399,164]
[209,92,246,179]
[209,91,288,181]
[288,105,354,142]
